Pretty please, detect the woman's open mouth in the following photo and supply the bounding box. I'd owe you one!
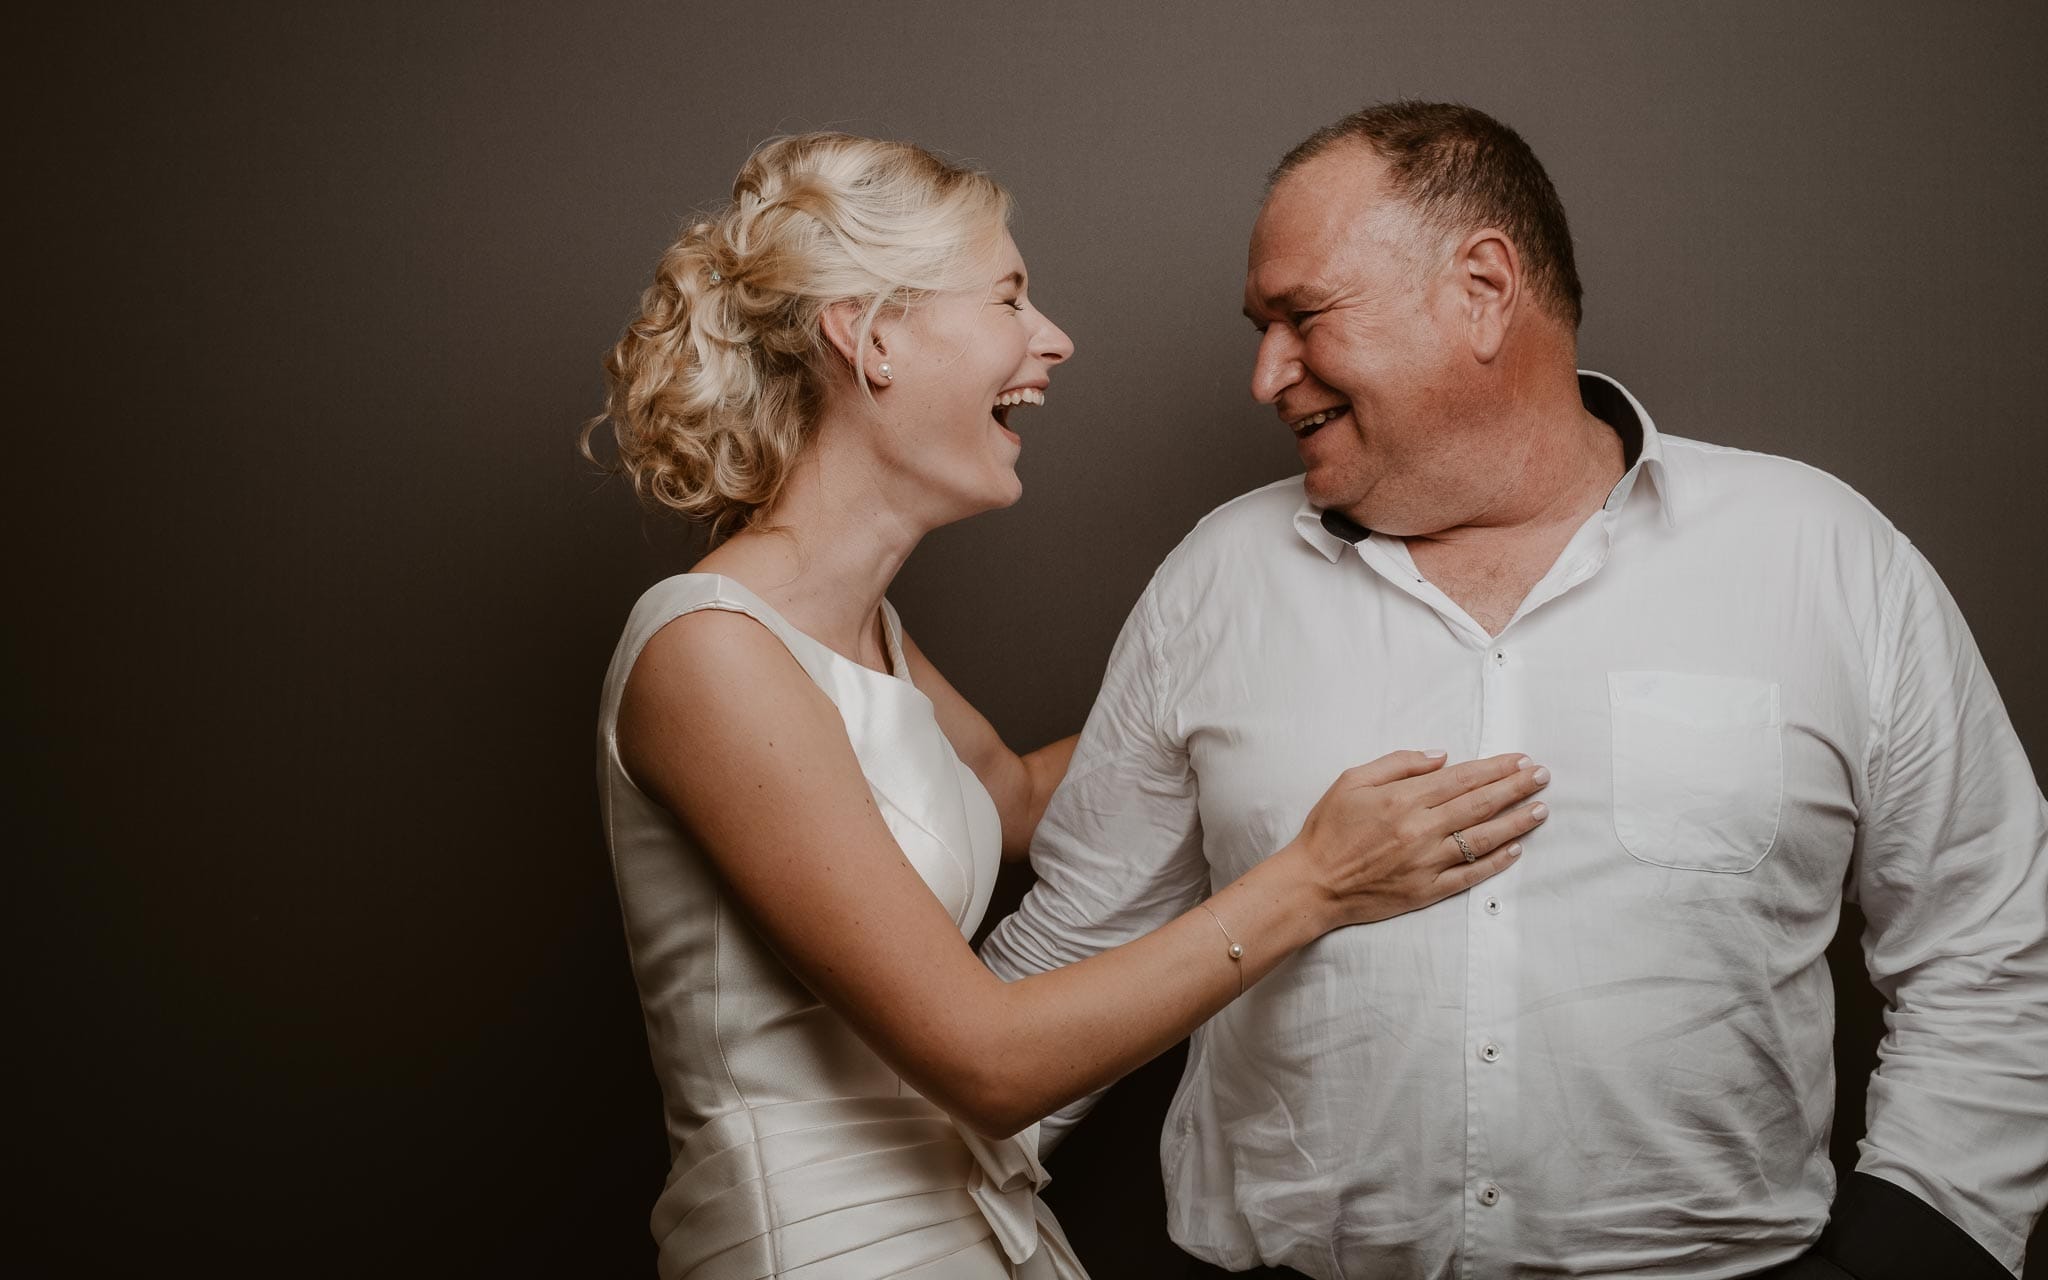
[991,386,1046,438]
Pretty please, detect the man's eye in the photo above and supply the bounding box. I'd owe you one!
[1291,310,1318,327]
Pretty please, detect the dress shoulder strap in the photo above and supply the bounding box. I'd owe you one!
[598,574,842,737]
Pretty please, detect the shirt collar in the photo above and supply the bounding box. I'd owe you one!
[1292,370,1677,562]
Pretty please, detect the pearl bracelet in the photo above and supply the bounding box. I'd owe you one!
[1198,903,1245,994]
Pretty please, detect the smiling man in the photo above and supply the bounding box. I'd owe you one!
[982,102,2047,1279]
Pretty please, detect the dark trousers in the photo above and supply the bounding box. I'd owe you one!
[1183,1261,1310,1279]
[1183,1250,1854,1279]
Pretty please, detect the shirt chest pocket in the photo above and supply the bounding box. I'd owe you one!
[1609,671,1784,873]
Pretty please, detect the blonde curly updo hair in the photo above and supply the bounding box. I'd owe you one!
[583,133,1013,541]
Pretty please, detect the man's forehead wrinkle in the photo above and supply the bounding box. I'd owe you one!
[1245,224,1401,321]
[1253,156,1423,303]
[1247,196,1352,312]
[1244,249,1333,319]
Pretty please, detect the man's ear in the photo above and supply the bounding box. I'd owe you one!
[1456,229,1519,364]
[819,300,892,386]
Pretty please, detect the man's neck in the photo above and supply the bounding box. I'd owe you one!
[1404,388,1629,636]
[1425,400,1625,541]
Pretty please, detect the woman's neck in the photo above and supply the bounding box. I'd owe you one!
[690,433,928,673]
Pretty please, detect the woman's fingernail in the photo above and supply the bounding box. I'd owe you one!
[1530,802,1549,820]
[1423,749,1447,759]
[1516,756,1534,769]
[1505,842,1522,857]
[1531,767,1551,785]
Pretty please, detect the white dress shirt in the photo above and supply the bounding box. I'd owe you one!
[981,374,2048,1278]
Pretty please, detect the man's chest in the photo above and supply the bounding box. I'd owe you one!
[1407,532,1580,637]
[1167,569,1870,896]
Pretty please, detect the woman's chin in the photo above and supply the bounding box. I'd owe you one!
[933,474,1024,528]
[974,476,1025,518]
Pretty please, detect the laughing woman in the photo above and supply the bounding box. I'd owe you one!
[585,133,1548,1279]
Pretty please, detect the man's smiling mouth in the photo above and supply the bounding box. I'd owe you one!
[1290,404,1351,438]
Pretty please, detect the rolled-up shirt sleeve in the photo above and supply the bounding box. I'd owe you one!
[1844,534,2048,1273]
[979,582,1212,1150]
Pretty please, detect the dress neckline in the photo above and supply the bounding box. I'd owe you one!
[678,572,913,685]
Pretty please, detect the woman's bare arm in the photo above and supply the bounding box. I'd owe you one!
[618,610,1546,1139]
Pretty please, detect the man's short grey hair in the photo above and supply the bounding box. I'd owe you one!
[1274,101,1583,329]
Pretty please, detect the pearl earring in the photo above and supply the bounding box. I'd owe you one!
[878,363,892,381]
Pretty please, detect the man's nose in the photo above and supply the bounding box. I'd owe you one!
[1250,327,1303,404]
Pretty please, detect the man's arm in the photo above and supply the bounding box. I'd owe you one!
[898,626,1079,860]
[979,583,1211,1151]
[1817,535,2048,1278]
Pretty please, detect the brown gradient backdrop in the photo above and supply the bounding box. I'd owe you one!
[17,2,2046,1275]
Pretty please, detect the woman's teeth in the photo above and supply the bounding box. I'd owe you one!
[994,388,1045,408]
[1295,405,1346,431]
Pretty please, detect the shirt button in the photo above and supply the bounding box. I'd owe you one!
[1491,649,1507,665]
[1478,1183,1502,1206]
[1479,1042,1502,1063]
[1483,896,1501,915]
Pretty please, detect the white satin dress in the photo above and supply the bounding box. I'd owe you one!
[597,575,1087,1280]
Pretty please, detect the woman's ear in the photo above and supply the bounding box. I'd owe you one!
[820,301,893,388]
